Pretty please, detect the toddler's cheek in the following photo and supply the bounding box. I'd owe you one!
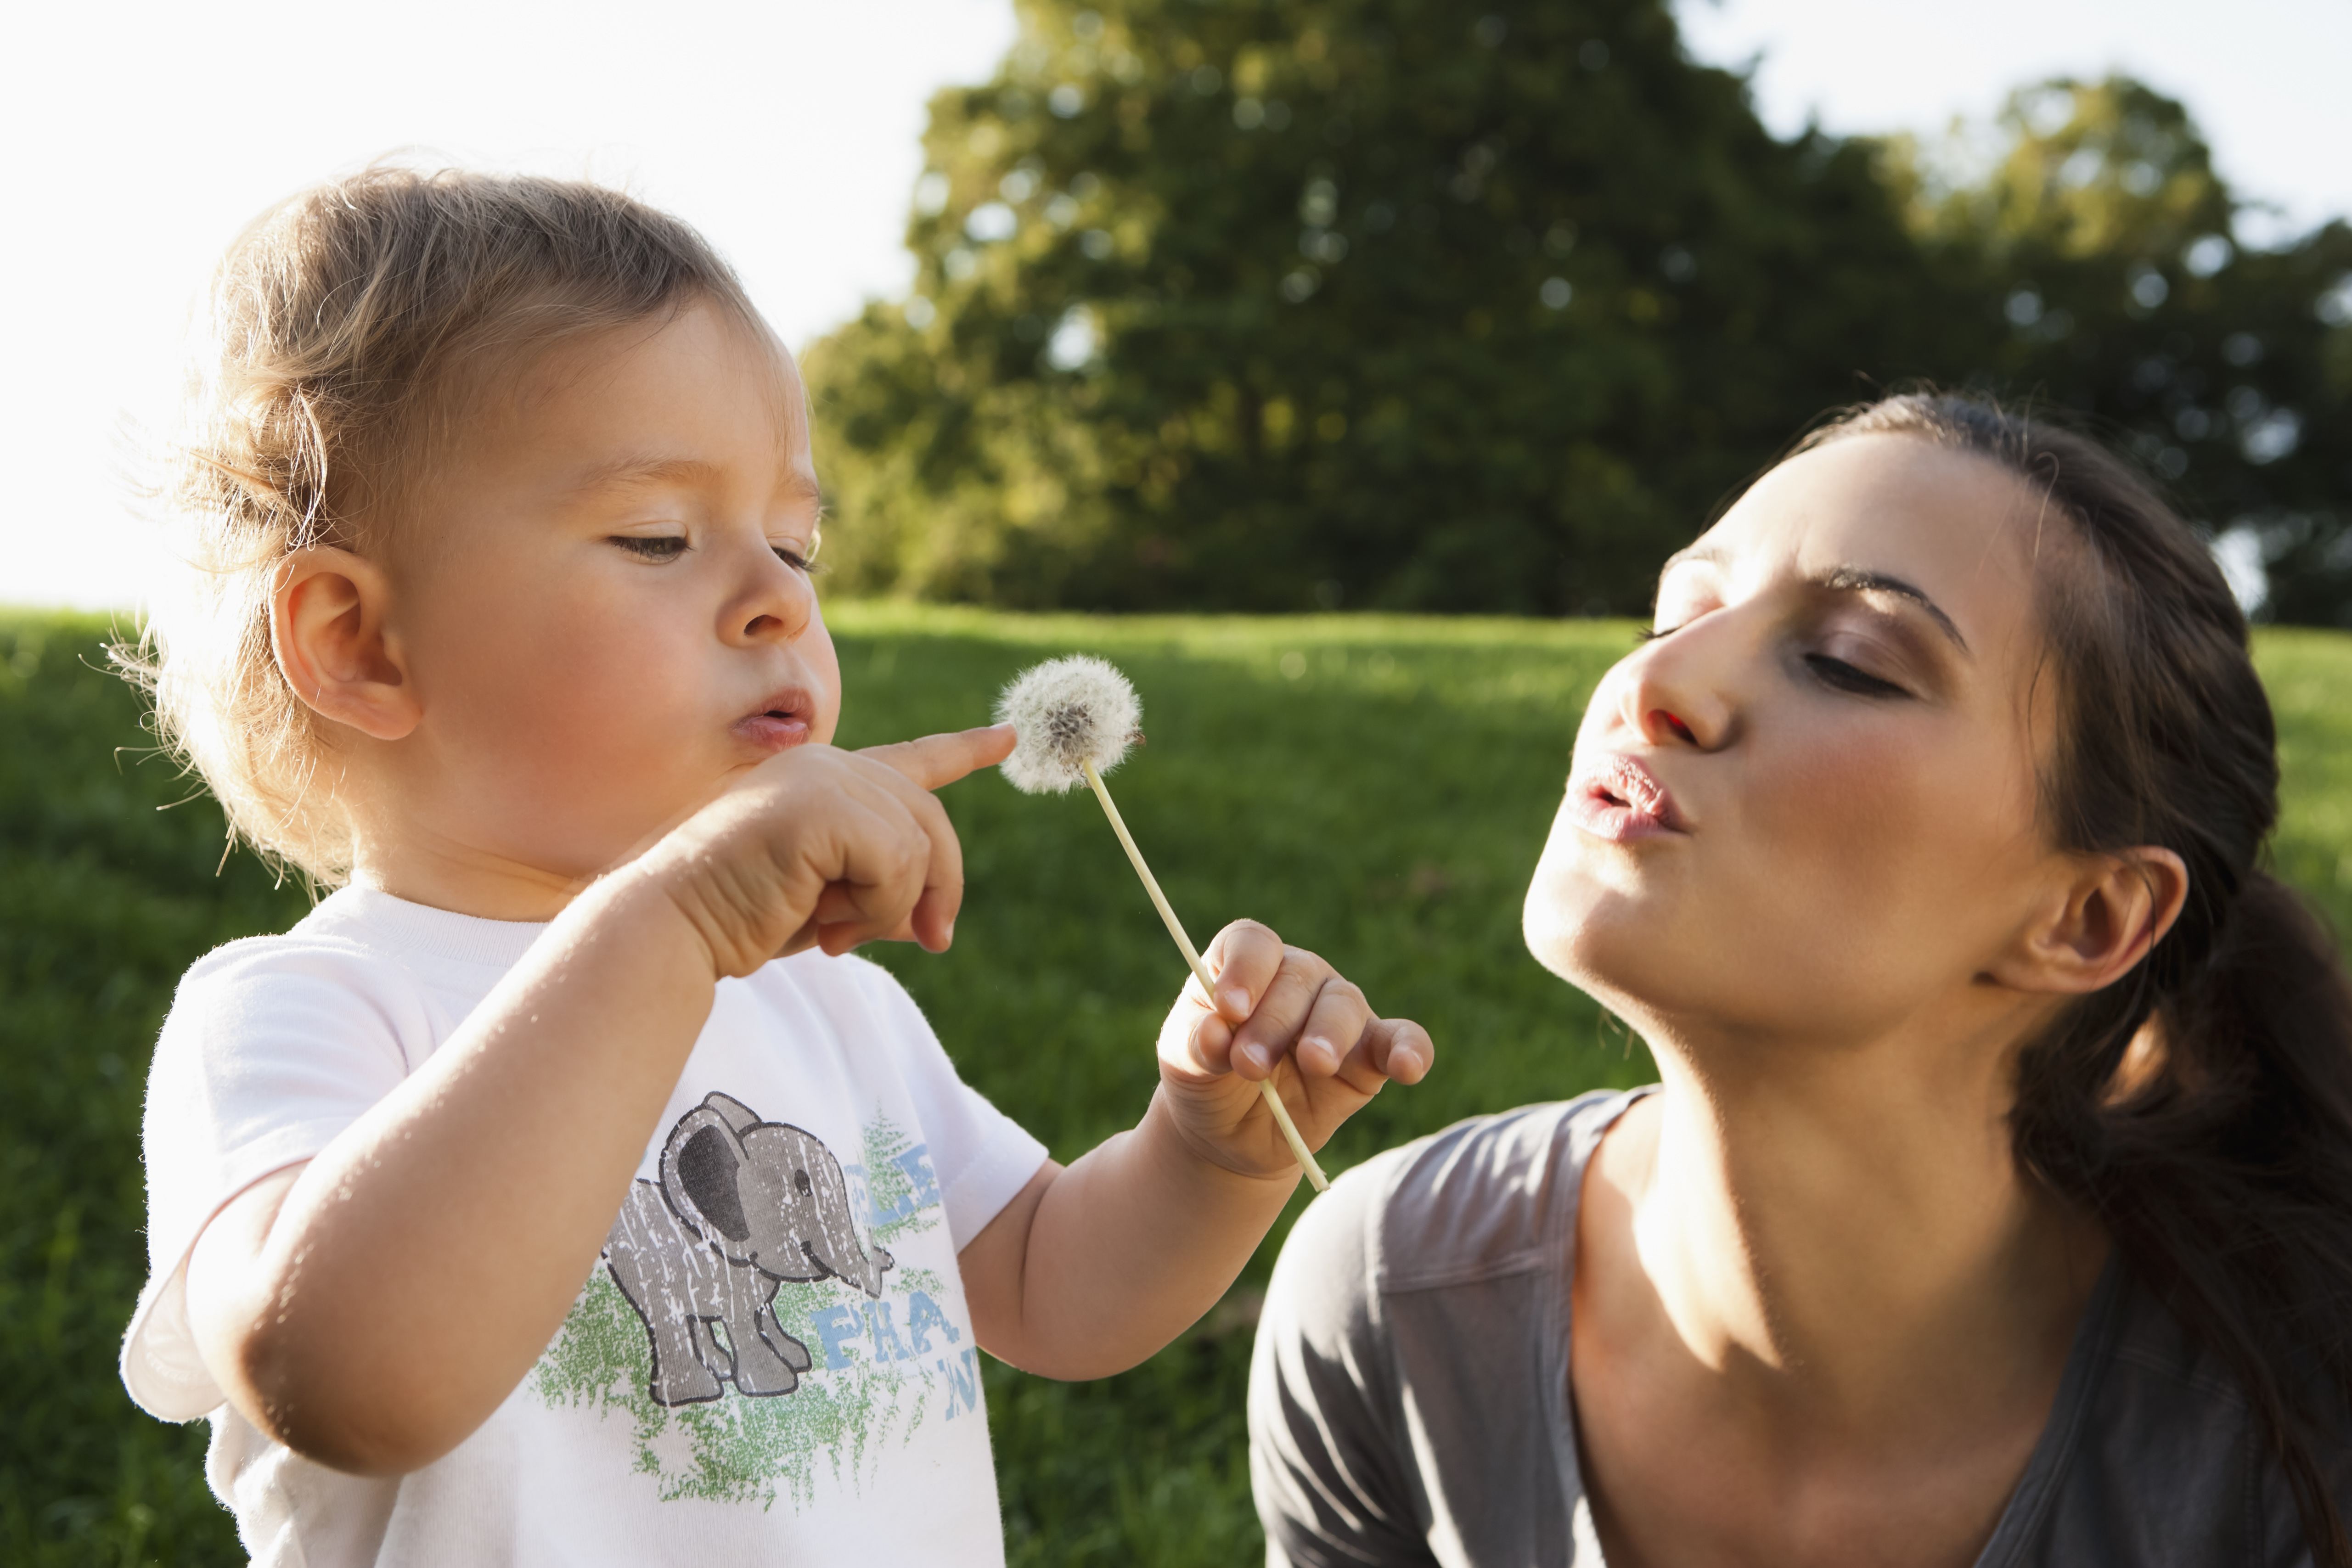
[800,635,846,744]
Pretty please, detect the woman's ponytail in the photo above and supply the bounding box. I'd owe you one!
[1805,393,2352,1565]
[2013,874,2352,1563]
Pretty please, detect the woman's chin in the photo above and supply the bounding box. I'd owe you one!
[1523,865,1691,1007]
[1523,873,1623,986]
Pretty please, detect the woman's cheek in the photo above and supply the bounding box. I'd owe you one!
[1764,709,1922,831]
[1748,720,2012,957]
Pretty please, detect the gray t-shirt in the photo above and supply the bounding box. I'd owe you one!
[1249,1089,2333,1567]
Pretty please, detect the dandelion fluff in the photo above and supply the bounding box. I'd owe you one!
[990,651,1330,1191]
[995,655,1142,794]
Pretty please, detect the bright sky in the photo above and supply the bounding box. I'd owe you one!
[6,0,2346,611]
[3,0,1018,613]
[1676,0,2352,243]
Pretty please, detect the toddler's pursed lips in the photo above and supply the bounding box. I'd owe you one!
[742,684,815,722]
[733,686,816,753]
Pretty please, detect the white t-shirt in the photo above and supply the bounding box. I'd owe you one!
[119,886,1051,1567]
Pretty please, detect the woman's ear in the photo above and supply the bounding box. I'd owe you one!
[270,546,419,741]
[1993,847,2190,996]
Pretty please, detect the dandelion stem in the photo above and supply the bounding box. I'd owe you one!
[1082,759,1330,1192]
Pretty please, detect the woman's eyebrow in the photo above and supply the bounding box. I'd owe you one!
[1816,567,1971,656]
[1657,547,1971,656]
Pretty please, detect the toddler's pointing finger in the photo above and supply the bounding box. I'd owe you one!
[859,725,1017,792]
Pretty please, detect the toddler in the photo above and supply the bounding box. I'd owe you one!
[117,167,1431,1566]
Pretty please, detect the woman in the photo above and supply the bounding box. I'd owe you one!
[1249,394,2352,1567]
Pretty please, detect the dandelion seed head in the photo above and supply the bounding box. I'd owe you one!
[995,655,1141,793]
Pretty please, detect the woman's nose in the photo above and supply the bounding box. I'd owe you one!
[1643,707,1699,746]
[1619,629,1736,751]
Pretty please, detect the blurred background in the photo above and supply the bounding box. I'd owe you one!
[5,2,2349,1564]
[6,0,2349,621]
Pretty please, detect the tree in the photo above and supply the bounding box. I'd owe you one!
[1885,78,2352,622]
[807,10,2352,622]
[807,0,1966,614]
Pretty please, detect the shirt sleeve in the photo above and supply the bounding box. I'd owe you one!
[1250,1162,1433,1568]
[835,956,1050,1251]
[120,939,419,1421]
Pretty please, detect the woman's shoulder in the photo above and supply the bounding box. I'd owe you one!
[1252,1093,1642,1562]
[2014,1261,2341,1563]
[1285,1088,1648,1301]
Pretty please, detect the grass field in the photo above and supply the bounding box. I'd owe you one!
[6,605,2349,1565]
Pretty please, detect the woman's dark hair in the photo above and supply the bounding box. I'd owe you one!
[1802,393,2352,1562]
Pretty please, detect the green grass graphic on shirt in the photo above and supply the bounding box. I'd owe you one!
[531,1111,971,1510]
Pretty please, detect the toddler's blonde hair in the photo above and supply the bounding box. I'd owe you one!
[127,165,757,885]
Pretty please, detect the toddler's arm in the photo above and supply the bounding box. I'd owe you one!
[180,728,1011,1475]
[959,922,1431,1378]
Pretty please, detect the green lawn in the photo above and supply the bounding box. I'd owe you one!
[5,605,2348,1565]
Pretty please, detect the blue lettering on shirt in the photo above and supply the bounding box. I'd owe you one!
[861,1142,943,1229]
[938,1348,979,1419]
[811,1304,863,1369]
[867,1299,913,1362]
[905,1289,958,1352]
[895,1145,942,1211]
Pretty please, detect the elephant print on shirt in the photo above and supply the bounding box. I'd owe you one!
[603,1091,895,1406]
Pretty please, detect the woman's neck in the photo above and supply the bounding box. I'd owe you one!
[1610,1038,2108,1437]
[1569,1023,2114,1567]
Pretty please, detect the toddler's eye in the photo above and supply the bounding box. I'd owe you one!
[773,540,822,574]
[612,534,687,562]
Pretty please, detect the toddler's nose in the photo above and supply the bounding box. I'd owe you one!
[725,546,817,646]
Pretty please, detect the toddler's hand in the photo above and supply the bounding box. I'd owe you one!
[639,726,1015,979]
[1154,921,1433,1180]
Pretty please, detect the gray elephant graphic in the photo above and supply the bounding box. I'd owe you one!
[603,1091,894,1406]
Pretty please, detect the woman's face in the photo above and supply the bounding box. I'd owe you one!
[1525,433,2070,1055]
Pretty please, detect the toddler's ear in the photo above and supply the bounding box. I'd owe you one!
[271,547,420,740]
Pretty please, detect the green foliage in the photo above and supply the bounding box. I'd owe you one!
[1893,79,2234,261]
[808,0,1952,615]
[1885,79,2352,621]
[10,604,2352,1564]
[807,6,2352,621]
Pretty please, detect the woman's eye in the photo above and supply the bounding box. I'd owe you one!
[612,534,687,562]
[1805,653,1910,699]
